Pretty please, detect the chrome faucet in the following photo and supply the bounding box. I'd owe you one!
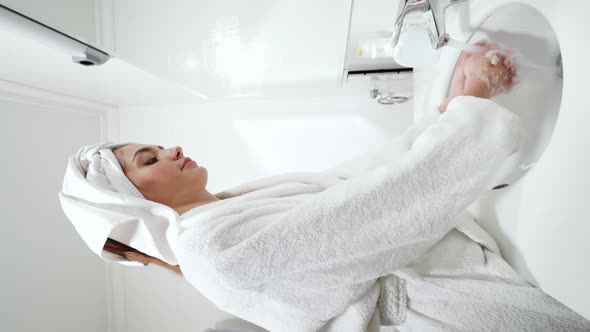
[391,0,470,50]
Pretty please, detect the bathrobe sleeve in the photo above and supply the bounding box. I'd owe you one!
[207,96,523,289]
[320,110,441,179]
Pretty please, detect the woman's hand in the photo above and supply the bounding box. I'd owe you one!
[448,41,495,96]
[124,251,152,266]
[463,50,518,99]
[439,41,519,113]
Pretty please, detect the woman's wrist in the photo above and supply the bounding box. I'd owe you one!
[440,77,493,114]
[463,78,491,99]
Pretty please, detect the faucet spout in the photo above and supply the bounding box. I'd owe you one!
[391,0,470,50]
[391,0,431,50]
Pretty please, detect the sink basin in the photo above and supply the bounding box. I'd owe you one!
[448,3,562,188]
[447,3,562,286]
[414,0,590,320]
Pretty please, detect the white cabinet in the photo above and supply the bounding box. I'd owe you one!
[0,0,99,47]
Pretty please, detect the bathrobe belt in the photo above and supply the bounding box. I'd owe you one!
[378,274,408,326]
[375,210,500,326]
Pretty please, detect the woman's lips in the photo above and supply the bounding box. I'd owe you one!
[182,157,195,170]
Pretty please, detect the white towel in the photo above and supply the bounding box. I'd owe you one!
[83,142,146,199]
[170,96,524,331]
[58,142,181,266]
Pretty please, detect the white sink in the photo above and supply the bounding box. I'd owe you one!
[449,3,562,189]
[448,3,562,287]
[414,0,590,320]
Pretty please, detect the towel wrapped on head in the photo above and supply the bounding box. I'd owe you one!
[58,142,181,267]
[84,142,145,199]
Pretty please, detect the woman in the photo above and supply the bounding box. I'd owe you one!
[59,44,590,331]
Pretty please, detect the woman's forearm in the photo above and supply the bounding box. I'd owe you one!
[440,79,491,114]
[463,78,492,99]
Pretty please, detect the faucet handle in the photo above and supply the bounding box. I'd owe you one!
[391,0,470,51]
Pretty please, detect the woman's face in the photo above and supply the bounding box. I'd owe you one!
[113,144,208,207]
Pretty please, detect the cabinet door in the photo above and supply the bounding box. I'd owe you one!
[0,0,100,48]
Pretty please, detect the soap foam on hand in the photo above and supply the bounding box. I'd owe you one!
[449,38,560,80]
[446,38,521,73]
[446,38,522,93]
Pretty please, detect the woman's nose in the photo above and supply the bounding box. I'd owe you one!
[168,146,183,160]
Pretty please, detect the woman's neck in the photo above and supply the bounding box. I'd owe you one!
[174,191,221,216]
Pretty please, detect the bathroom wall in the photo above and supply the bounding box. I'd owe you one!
[116,94,413,331]
[0,82,116,332]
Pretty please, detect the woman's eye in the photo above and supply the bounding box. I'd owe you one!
[145,157,158,165]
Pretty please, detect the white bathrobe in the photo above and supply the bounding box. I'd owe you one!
[169,96,590,331]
